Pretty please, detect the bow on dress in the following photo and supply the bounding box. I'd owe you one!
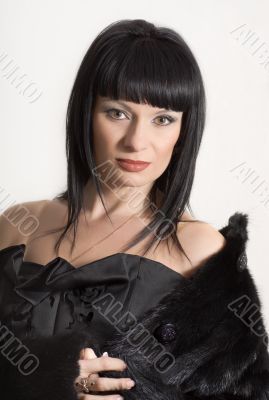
[2,246,129,336]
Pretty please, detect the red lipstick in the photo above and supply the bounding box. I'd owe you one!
[116,158,151,172]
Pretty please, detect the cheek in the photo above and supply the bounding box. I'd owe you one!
[154,134,178,160]
[150,129,180,174]
[92,119,118,158]
[153,146,173,172]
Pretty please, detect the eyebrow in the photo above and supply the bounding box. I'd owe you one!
[102,99,177,114]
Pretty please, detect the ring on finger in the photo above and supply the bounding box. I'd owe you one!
[75,373,97,394]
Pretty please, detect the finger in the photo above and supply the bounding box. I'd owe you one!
[79,356,127,374]
[85,348,98,359]
[79,351,109,377]
[80,348,97,360]
[89,376,135,392]
[78,357,100,377]
[75,371,99,384]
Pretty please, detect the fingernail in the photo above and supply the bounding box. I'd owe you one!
[114,396,123,400]
[102,351,108,357]
[126,380,135,388]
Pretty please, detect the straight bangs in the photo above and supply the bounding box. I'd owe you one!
[92,35,197,112]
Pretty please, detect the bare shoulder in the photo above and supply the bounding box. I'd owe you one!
[0,199,50,250]
[177,213,227,273]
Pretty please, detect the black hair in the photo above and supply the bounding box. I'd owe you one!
[44,19,207,264]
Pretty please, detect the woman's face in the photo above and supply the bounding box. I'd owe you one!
[91,95,183,189]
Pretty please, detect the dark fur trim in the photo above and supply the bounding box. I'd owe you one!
[90,212,269,399]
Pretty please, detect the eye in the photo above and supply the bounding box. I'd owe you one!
[154,115,175,126]
[105,108,127,120]
[104,108,176,126]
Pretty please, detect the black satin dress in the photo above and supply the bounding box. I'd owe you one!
[0,244,185,350]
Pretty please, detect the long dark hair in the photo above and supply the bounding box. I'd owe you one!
[46,19,207,263]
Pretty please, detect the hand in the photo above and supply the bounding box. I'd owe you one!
[75,347,135,399]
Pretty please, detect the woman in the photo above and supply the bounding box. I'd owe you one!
[0,19,268,400]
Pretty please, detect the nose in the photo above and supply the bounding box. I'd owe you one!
[122,119,148,152]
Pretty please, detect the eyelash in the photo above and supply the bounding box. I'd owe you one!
[104,108,176,126]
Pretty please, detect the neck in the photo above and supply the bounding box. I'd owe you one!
[81,178,163,221]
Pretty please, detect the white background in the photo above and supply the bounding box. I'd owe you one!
[0,0,269,326]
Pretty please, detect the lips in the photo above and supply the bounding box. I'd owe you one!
[116,158,151,172]
[116,158,150,165]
